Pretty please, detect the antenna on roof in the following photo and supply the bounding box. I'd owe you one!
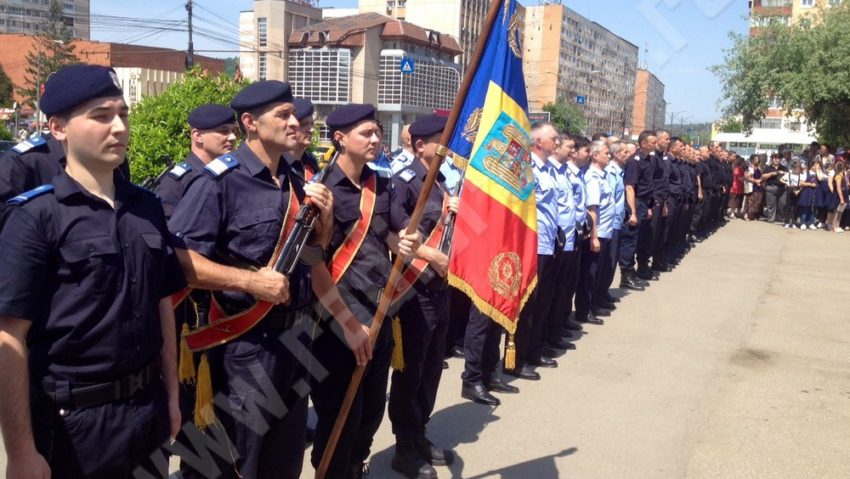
[641,43,649,70]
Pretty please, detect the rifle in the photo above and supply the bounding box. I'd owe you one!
[437,156,469,255]
[140,156,174,190]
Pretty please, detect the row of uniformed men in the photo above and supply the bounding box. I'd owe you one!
[0,64,463,479]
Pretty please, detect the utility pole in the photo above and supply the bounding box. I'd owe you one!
[186,0,194,70]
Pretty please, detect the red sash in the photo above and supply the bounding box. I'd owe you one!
[305,163,316,182]
[390,220,445,304]
[183,183,300,352]
[330,174,377,284]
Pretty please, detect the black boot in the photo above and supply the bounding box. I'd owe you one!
[350,462,368,479]
[392,442,438,479]
[415,435,453,466]
[619,270,645,291]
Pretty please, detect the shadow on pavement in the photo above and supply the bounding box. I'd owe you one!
[463,447,578,479]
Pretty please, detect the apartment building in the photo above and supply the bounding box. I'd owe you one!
[632,69,666,134]
[0,0,90,39]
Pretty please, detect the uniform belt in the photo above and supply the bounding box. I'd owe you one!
[41,359,161,410]
[263,309,303,330]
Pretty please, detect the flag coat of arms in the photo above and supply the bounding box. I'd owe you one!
[447,0,536,334]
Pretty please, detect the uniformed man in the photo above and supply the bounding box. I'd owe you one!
[648,129,671,274]
[661,137,686,268]
[168,80,335,479]
[619,131,656,289]
[155,103,237,220]
[596,141,628,306]
[307,103,419,479]
[387,114,459,479]
[286,97,321,184]
[390,124,415,174]
[0,64,186,477]
[563,136,591,320]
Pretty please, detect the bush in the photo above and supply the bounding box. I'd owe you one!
[0,123,12,141]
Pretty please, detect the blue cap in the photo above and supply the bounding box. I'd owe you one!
[188,104,235,130]
[409,114,447,138]
[230,80,293,112]
[40,64,123,117]
[293,98,314,121]
[326,104,376,132]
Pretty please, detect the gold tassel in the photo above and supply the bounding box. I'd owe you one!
[178,323,196,384]
[391,317,405,371]
[194,352,216,429]
[505,333,517,371]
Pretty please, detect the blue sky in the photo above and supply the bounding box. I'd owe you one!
[91,0,749,122]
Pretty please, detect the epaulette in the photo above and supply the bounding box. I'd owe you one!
[203,154,239,178]
[398,168,416,183]
[390,157,413,174]
[5,184,54,206]
[11,136,47,154]
[367,161,393,178]
[167,161,193,180]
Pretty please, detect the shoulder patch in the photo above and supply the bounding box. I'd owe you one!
[367,161,393,178]
[203,154,239,178]
[5,184,54,206]
[167,161,193,180]
[11,136,47,154]
[398,168,416,183]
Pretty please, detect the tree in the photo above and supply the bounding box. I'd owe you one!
[19,0,78,108]
[712,3,850,146]
[0,65,13,108]
[128,67,248,183]
[718,118,743,133]
[0,123,12,141]
[543,98,588,135]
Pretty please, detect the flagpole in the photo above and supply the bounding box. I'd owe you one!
[314,1,507,477]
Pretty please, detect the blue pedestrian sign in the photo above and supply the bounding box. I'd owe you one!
[576,95,587,105]
[400,57,415,74]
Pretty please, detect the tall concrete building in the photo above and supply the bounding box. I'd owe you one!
[523,4,639,136]
[748,0,843,34]
[632,69,666,134]
[357,0,503,71]
[239,0,323,82]
[287,12,461,148]
[0,0,90,40]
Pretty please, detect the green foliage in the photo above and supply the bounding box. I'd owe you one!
[0,123,12,141]
[19,0,78,108]
[718,117,743,133]
[543,98,588,136]
[127,67,247,183]
[712,3,850,146]
[0,65,13,108]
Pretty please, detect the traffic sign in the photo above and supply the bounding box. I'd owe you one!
[576,95,587,105]
[527,111,551,123]
[400,57,415,74]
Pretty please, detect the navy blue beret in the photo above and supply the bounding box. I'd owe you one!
[293,98,314,121]
[40,64,123,117]
[326,104,376,131]
[410,114,448,138]
[230,80,293,112]
[188,104,235,130]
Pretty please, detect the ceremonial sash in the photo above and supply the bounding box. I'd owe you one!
[330,174,377,284]
[305,163,316,182]
[183,183,300,352]
[390,220,445,304]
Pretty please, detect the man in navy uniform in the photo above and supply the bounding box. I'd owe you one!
[169,80,335,479]
[155,103,237,220]
[649,129,672,273]
[387,114,459,479]
[286,97,321,185]
[0,64,185,478]
[619,131,656,290]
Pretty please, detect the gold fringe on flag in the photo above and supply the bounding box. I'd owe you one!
[391,317,405,371]
[194,352,216,429]
[178,323,196,384]
[505,333,517,371]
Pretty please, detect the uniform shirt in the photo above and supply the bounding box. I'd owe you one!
[696,160,711,193]
[666,154,683,199]
[169,143,313,316]
[678,159,693,201]
[687,162,698,201]
[440,156,463,195]
[326,165,409,326]
[0,171,186,384]
[154,152,206,220]
[605,161,625,230]
[583,165,615,240]
[390,148,415,174]
[532,153,559,256]
[285,150,321,194]
[624,151,655,202]
[549,157,577,252]
[566,161,587,231]
[651,151,670,202]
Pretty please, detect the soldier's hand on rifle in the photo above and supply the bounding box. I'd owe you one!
[447,196,460,215]
[305,183,334,248]
[250,267,290,304]
[343,317,372,366]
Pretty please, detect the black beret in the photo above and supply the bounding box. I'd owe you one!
[230,80,293,112]
[409,114,448,138]
[188,104,235,130]
[293,98,314,121]
[40,64,123,117]
[326,104,376,131]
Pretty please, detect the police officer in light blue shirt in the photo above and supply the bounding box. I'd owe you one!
[440,154,463,195]
[390,124,415,174]
[563,136,591,328]
[597,141,630,307]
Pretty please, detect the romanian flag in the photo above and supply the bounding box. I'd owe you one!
[447,0,536,334]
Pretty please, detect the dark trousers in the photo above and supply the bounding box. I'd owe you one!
[514,254,556,366]
[564,237,583,319]
[691,198,704,233]
[597,229,619,296]
[209,324,310,479]
[445,286,471,355]
[548,248,576,339]
[462,305,503,386]
[575,237,610,318]
[662,197,682,257]
[388,286,450,441]
[650,198,667,265]
[311,322,393,479]
[636,200,658,267]
[32,380,169,478]
[619,198,649,271]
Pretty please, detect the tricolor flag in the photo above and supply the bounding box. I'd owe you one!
[447,0,536,334]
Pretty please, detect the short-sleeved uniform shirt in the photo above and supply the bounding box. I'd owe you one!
[566,161,587,230]
[549,158,577,252]
[666,154,683,199]
[154,152,206,220]
[390,148,415,174]
[583,165,615,240]
[605,161,625,230]
[439,156,463,196]
[326,164,409,327]
[652,150,671,203]
[168,143,312,316]
[624,151,655,203]
[0,171,186,384]
[532,153,559,256]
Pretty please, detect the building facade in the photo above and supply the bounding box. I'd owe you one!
[632,69,666,134]
[239,0,323,82]
[287,12,461,149]
[0,0,90,40]
[748,0,845,35]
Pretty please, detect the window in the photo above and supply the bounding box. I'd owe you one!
[377,51,460,110]
[258,52,267,81]
[800,0,814,7]
[760,0,792,6]
[257,17,267,48]
[287,48,352,104]
[757,118,781,129]
[829,0,842,5]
